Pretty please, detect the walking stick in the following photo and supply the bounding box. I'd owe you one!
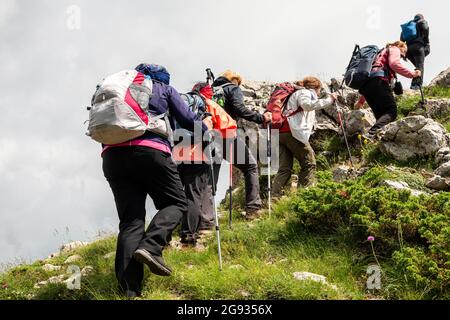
[206,130,223,271]
[229,146,233,228]
[267,123,272,218]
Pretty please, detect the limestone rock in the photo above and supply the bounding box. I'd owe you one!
[293,272,338,291]
[60,241,89,253]
[435,147,450,166]
[426,175,450,191]
[379,180,425,196]
[42,264,62,272]
[379,116,448,162]
[343,108,376,136]
[64,255,82,264]
[435,161,450,177]
[425,98,450,119]
[429,67,450,87]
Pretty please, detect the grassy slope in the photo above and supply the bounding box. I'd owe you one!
[1,87,449,301]
[0,205,368,300]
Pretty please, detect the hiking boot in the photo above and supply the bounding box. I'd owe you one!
[410,84,420,91]
[245,208,264,221]
[133,248,172,277]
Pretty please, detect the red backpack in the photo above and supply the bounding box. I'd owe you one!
[264,82,302,129]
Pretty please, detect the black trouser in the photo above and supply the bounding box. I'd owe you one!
[102,146,187,295]
[212,137,262,212]
[406,42,426,87]
[359,77,397,134]
[178,164,210,238]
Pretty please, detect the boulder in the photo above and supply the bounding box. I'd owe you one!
[435,161,450,177]
[429,67,450,88]
[379,116,449,162]
[435,147,450,166]
[426,175,450,191]
[425,98,450,119]
[343,108,376,136]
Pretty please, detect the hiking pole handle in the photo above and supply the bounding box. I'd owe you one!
[206,68,215,85]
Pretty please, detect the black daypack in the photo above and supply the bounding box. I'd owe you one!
[344,45,381,90]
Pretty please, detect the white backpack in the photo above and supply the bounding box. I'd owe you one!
[86,70,171,145]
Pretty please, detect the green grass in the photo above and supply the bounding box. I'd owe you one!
[424,86,450,99]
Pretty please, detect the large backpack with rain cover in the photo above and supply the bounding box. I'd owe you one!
[344,45,381,90]
[87,70,171,145]
[264,82,301,129]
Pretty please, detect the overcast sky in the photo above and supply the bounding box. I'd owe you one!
[0,0,448,268]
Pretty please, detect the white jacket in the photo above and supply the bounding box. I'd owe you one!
[285,88,334,144]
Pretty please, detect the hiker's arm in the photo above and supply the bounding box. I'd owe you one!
[168,87,208,132]
[388,48,416,78]
[229,87,265,124]
[422,21,430,46]
[298,90,334,111]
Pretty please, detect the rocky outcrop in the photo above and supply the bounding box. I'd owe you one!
[425,98,450,119]
[379,116,449,162]
[429,67,450,87]
[379,180,425,197]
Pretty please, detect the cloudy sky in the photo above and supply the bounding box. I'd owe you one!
[0,0,448,267]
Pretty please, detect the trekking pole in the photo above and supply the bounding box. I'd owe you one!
[229,146,233,228]
[331,86,354,168]
[267,123,272,218]
[419,84,426,106]
[336,105,354,168]
[206,130,223,271]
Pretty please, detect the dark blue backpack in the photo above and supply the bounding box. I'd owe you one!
[401,20,418,42]
[173,93,206,142]
[344,45,381,90]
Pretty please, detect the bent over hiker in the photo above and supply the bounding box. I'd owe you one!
[356,41,421,140]
[272,77,337,197]
[101,64,208,298]
[212,70,272,219]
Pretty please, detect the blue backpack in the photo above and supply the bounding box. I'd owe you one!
[173,93,206,142]
[401,20,418,42]
[344,45,381,90]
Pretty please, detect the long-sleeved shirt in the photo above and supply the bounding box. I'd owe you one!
[284,88,334,144]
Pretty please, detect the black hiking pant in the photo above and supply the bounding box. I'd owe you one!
[406,42,426,88]
[178,164,210,239]
[359,77,397,134]
[212,137,262,212]
[102,146,187,295]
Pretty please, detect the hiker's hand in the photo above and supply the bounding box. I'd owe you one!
[355,101,365,109]
[330,93,338,102]
[263,112,272,123]
[203,116,213,130]
[414,70,422,78]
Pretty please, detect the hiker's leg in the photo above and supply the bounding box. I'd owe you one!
[407,44,425,87]
[136,149,187,256]
[103,148,145,295]
[286,135,316,187]
[272,133,294,197]
[233,137,262,211]
[178,164,209,240]
[360,78,397,134]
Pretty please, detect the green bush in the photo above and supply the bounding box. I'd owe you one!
[284,166,450,298]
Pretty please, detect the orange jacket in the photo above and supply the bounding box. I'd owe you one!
[172,97,237,163]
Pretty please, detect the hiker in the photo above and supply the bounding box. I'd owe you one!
[101,64,209,298]
[400,14,430,90]
[173,82,236,246]
[271,77,337,197]
[356,41,421,139]
[212,70,272,219]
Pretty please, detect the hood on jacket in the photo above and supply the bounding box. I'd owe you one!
[414,14,424,22]
[212,76,232,87]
